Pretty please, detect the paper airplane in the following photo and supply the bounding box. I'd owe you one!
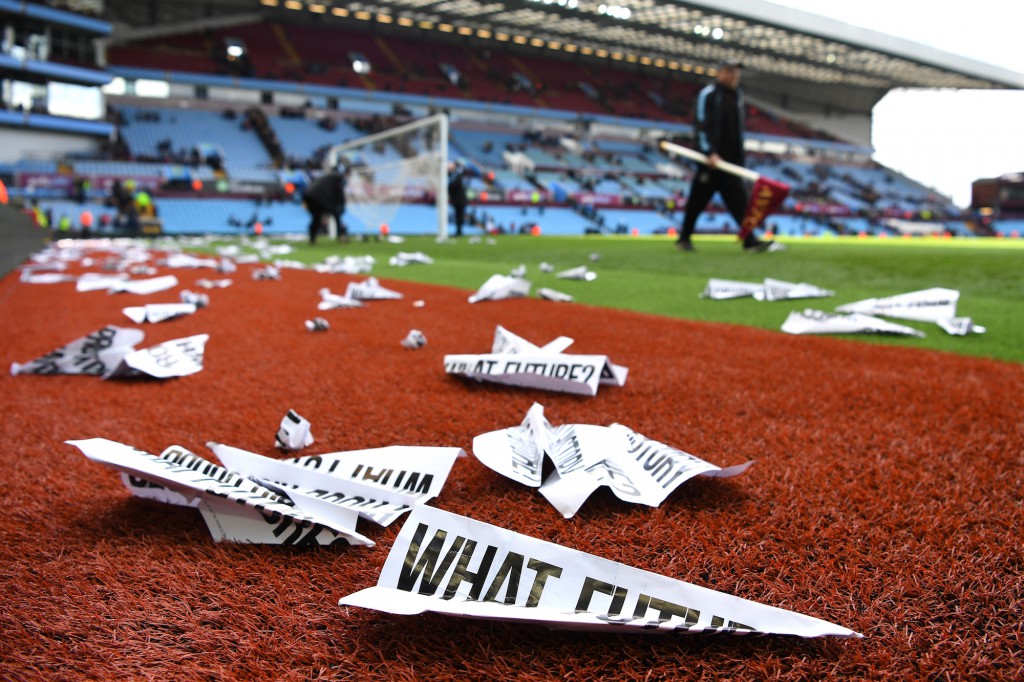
[753,278,834,302]
[180,290,209,308]
[318,287,365,310]
[160,253,219,269]
[444,326,627,396]
[195,278,233,289]
[208,442,465,527]
[253,266,281,281]
[556,265,597,281]
[122,303,197,324]
[389,252,434,267]
[276,409,314,450]
[473,403,751,517]
[20,272,74,284]
[835,287,959,322]
[273,259,308,270]
[700,278,765,300]
[314,255,374,274]
[537,287,573,302]
[102,334,209,379]
[76,273,128,292]
[781,309,925,337]
[339,506,860,637]
[108,275,179,295]
[66,438,370,546]
[937,317,986,336]
[510,264,527,278]
[401,329,427,349]
[11,325,143,376]
[468,274,531,304]
[539,262,554,273]
[345,277,403,301]
[306,317,330,332]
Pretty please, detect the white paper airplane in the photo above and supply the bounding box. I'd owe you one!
[473,403,751,517]
[108,275,179,296]
[444,326,627,396]
[835,287,959,322]
[11,325,144,376]
[389,252,434,267]
[345,277,403,301]
[318,287,365,310]
[753,278,834,302]
[195,278,233,289]
[252,266,281,281]
[160,253,219,269]
[102,334,209,379]
[539,262,554,273]
[468,274,531,303]
[401,329,427,349]
[209,442,465,527]
[556,265,597,281]
[339,506,860,637]
[781,309,925,337]
[937,317,986,336]
[179,290,209,308]
[76,273,129,292]
[510,264,527,278]
[276,409,314,451]
[66,438,370,546]
[700,278,765,300]
[122,303,197,324]
[20,272,75,284]
[537,287,573,302]
[314,255,374,274]
[273,259,308,270]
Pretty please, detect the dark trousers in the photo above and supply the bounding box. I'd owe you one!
[451,203,466,236]
[307,200,344,244]
[681,168,748,239]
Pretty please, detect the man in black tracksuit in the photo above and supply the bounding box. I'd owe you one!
[678,61,772,252]
[303,165,347,245]
[448,160,469,237]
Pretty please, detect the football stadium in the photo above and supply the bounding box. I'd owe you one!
[2,1,1022,679]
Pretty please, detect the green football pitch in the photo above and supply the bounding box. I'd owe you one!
[220,233,1024,363]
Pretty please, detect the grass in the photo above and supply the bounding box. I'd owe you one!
[206,232,1024,363]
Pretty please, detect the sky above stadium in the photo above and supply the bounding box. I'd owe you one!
[769,0,1024,208]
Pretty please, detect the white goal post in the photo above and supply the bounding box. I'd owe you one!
[324,113,450,239]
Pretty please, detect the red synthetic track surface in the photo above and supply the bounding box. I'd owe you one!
[1,249,1022,680]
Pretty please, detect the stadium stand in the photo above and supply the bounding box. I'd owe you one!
[6,8,1003,240]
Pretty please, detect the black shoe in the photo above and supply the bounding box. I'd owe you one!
[743,238,773,253]
[676,238,695,251]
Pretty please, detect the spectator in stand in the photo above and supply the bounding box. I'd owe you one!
[302,163,348,245]
[677,60,774,253]
[448,160,469,237]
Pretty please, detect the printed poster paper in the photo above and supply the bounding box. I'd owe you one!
[11,325,144,376]
[67,438,370,546]
[835,287,959,322]
[209,442,465,527]
[122,303,197,324]
[473,403,751,517]
[781,309,925,337]
[444,327,627,396]
[340,506,860,637]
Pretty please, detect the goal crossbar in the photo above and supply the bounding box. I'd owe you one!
[325,113,450,238]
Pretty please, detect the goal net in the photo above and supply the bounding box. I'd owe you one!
[324,113,449,239]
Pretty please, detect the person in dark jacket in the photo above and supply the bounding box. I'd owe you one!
[447,160,469,237]
[678,61,773,253]
[303,164,347,244]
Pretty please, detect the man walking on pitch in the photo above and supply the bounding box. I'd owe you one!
[678,61,774,253]
[303,163,348,245]
[448,160,469,237]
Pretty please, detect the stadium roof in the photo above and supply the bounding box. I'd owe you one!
[103,0,1024,113]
